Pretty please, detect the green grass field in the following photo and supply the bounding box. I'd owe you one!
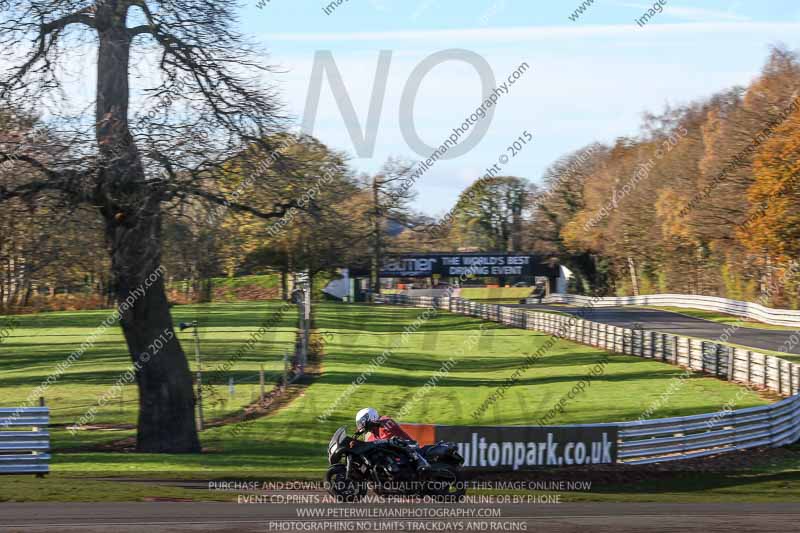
[1,300,792,502]
[381,288,533,302]
[458,287,534,300]
[0,302,297,437]
[210,273,336,300]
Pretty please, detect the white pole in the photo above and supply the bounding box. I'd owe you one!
[303,282,311,370]
[192,324,204,431]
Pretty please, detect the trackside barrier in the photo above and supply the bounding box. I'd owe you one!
[617,395,800,464]
[541,293,800,328]
[0,407,50,475]
[373,294,800,464]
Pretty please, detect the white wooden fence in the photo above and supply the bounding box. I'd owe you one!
[374,294,800,464]
[541,293,800,328]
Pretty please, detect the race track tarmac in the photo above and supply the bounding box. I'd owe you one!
[511,304,800,355]
[1,501,799,533]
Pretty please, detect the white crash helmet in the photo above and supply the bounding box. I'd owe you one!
[355,407,379,431]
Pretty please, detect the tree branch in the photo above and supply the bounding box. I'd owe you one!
[0,153,62,181]
[0,179,65,202]
[128,24,157,37]
[41,11,95,33]
[0,153,91,202]
[181,187,302,220]
[0,6,96,98]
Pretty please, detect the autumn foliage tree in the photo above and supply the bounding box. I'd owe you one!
[216,134,366,288]
[739,103,800,257]
[531,46,800,306]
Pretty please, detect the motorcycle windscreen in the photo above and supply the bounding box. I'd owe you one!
[329,426,348,456]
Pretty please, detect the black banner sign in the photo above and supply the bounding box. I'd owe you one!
[381,254,557,278]
[435,425,618,469]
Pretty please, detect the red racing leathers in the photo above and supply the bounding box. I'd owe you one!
[365,416,414,442]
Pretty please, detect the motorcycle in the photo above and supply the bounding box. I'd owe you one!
[325,426,466,502]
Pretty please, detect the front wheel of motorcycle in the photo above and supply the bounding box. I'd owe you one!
[325,464,367,503]
[423,464,466,502]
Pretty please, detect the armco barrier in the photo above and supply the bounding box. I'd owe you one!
[618,395,800,464]
[540,293,800,328]
[374,294,800,464]
[0,407,50,475]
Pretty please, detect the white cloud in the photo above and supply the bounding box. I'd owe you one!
[260,22,799,43]
[662,6,750,22]
[616,2,751,22]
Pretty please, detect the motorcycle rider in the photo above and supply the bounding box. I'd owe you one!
[355,407,430,472]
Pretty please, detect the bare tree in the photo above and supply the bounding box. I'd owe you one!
[365,159,416,294]
[0,0,299,452]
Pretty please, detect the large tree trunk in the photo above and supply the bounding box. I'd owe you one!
[95,2,200,453]
[110,226,200,453]
[104,196,200,453]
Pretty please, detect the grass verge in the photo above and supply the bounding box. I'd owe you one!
[0,301,788,501]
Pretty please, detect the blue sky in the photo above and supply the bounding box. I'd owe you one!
[238,2,800,215]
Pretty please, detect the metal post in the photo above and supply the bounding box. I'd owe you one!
[651,331,656,359]
[700,341,706,373]
[283,351,289,388]
[728,348,736,381]
[673,336,679,364]
[192,324,204,431]
[260,364,265,400]
[36,397,45,478]
[296,298,303,364]
[294,272,311,373]
[746,351,752,384]
[303,282,311,369]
